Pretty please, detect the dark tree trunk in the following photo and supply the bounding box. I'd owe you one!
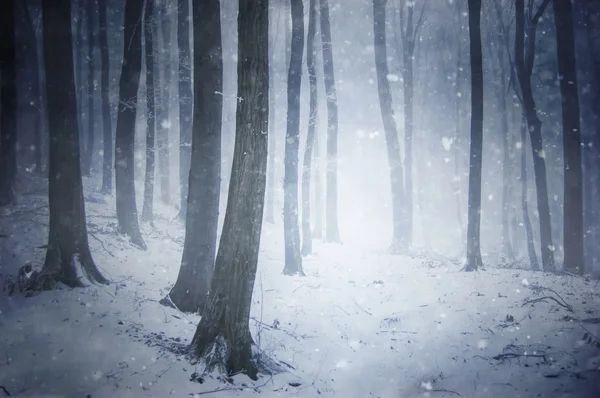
[163,0,222,314]
[190,0,269,380]
[265,3,278,225]
[301,0,318,256]
[177,0,192,220]
[157,0,171,205]
[0,0,18,207]
[40,0,108,289]
[99,0,113,193]
[372,0,406,252]
[319,0,341,243]
[114,0,146,250]
[82,0,97,177]
[519,110,539,270]
[515,0,555,272]
[553,0,584,275]
[74,0,85,158]
[464,0,483,272]
[283,0,304,275]
[141,0,156,223]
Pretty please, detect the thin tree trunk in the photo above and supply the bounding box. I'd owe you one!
[178,0,192,220]
[157,0,171,204]
[142,0,156,223]
[82,0,96,177]
[464,0,483,272]
[40,0,108,289]
[265,2,279,225]
[319,0,341,243]
[99,0,113,193]
[519,110,539,270]
[114,0,146,250]
[313,115,323,239]
[190,0,269,379]
[74,0,85,159]
[453,9,466,247]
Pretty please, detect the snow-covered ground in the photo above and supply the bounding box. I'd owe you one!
[1,174,599,398]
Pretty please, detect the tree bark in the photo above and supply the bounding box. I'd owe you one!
[190,0,269,380]
[178,0,192,220]
[0,0,18,206]
[142,0,156,223]
[82,0,97,177]
[99,0,113,193]
[114,0,146,250]
[552,0,584,275]
[265,2,279,225]
[301,0,319,256]
[157,0,171,205]
[163,0,222,314]
[464,0,483,272]
[319,0,341,243]
[519,110,539,270]
[40,0,108,289]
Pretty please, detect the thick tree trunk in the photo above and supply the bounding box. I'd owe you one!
[319,0,341,243]
[553,0,584,275]
[190,0,269,380]
[301,0,318,256]
[142,0,156,224]
[0,0,17,207]
[177,0,192,220]
[82,0,96,177]
[163,0,222,313]
[74,0,85,159]
[519,110,539,270]
[41,0,108,289]
[157,0,171,204]
[515,0,555,272]
[99,0,113,193]
[464,0,483,272]
[372,0,406,252]
[114,0,146,250]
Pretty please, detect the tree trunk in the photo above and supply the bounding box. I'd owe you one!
[40,0,108,289]
[519,110,539,270]
[301,0,318,256]
[313,116,323,239]
[453,9,466,247]
[157,0,171,205]
[372,0,406,252]
[265,3,279,225]
[553,0,584,275]
[114,0,146,250]
[142,0,156,223]
[82,0,96,177]
[99,0,113,193]
[163,0,222,314]
[464,0,483,272]
[177,0,192,220]
[190,0,269,380]
[319,0,341,243]
[0,0,17,207]
[515,0,555,272]
[74,0,85,159]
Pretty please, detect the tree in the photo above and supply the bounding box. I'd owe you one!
[178,0,192,220]
[283,0,304,275]
[301,0,319,256]
[189,0,270,379]
[319,0,341,243]
[40,0,108,288]
[98,0,113,194]
[464,0,483,272]
[162,0,222,313]
[81,0,97,177]
[514,0,555,272]
[142,0,156,223]
[114,0,146,250]
[552,0,584,274]
[372,0,406,252]
[156,0,171,205]
[0,0,18,206]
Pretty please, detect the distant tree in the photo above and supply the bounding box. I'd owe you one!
[283,0,304,275]
[464,0,483,272]
[81,0,97,177]
[189,0,270,379]
[177,0,192,220]
[156,0,171,205]
[162,0,222,313]
[372,0,406,252]
[98,0,113,193]
[142,0,156,223]
[552,0,584,275]
[0,0,18,206]
[40,0,108,288]
[114,0,146,250]
[301,0,319,256]
[319,0,341,243]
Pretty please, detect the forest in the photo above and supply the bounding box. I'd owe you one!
[0,0,599,396]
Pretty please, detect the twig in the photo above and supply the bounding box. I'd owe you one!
[89,231,115,258]
[522,296,573,312]
[0,385,10,396]
[333,305,350,316]
[352,299,372,315]
[492,352,547,361]
[430,389,463,397]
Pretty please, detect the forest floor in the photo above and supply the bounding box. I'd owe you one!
[1,173,600,398]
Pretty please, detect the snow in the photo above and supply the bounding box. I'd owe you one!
[0,175,599,397]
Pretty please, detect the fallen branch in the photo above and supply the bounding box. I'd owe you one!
[492,352,548,362]
[352,299,372,316]
[522,296,573,312]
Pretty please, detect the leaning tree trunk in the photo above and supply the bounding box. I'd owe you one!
[162,0,223,314]
[553,0,584,275]
[464,0,484,272]
[283,0,304,275]
[372,0,406,252]
[177,0,193,220]
[40,0,108,289]
[114,0,146,250]
[141,0,156,223]
[82,0,96,177]
[157,0,171,205]
[301,0,319,256]
[0,0,18,207]
[99,0,113,193]
[319,0,341,243]
[519,110,539,270]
